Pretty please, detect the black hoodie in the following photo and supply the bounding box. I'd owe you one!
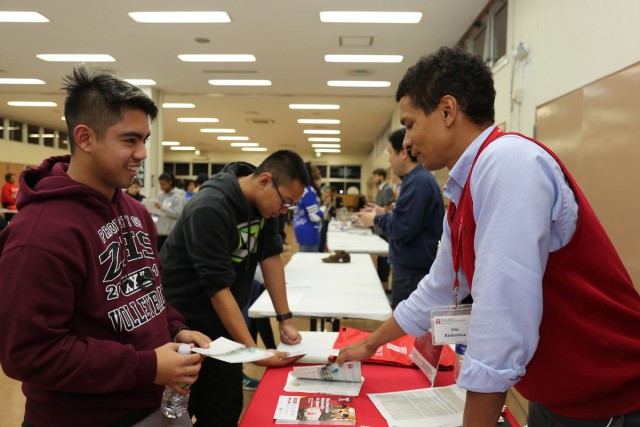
[160,162,282,338]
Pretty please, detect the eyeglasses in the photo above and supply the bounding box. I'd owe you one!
[271,176,295,210]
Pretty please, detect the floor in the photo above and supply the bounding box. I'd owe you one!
[0,223,529,426]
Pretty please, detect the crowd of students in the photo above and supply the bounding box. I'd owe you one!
[1,46,639,427]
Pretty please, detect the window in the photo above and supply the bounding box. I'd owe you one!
[459,0,508,68]
[43,128,55,147]
[58,131,69,149]
[174,163,189,176]
[211,163,226,174]
[192,163,209,176]
[0,117,4,140]
[27,125,40,145]
[8,120,23,142]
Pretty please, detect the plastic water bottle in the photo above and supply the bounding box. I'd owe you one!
[453,344,467,382]
[161,343,192,418]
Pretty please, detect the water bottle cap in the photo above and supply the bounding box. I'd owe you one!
[178,344,192,355]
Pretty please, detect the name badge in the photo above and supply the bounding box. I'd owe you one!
[430,304,472,345]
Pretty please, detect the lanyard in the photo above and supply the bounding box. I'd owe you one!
[452,216,462,308]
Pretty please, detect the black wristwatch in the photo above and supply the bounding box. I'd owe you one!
[275,312,293,322]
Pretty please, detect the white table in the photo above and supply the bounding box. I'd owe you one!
[249,253,392,329]
[326,220,389,255]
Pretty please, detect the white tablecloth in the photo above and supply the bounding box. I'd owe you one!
[248,253,392,321]
[327,221,389,255]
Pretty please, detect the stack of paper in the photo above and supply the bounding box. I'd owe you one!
[284,361,364,397]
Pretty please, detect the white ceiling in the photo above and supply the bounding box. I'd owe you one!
[0,0,487,158]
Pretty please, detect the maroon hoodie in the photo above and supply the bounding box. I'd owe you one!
[0,155,186,426]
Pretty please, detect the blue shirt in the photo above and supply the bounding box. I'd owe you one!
[293,186,321,245]
[374,164,443,275]
[394,126,578,393]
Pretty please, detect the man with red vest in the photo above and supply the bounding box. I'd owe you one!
[337,47,640,426]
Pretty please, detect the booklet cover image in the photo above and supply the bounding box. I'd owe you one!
[274,395,356,425]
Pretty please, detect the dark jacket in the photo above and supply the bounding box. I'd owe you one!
[160,162,282,338]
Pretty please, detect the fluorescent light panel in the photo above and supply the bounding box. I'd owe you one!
[309,137,340,142]
[320,11,422,24]
[170,146,196,151]
[129,11,231,23]
[163,103,195,109]
[289,104,340,110]
[218,136,249,141]
[178,54,255,62]
[230,142,259,147]
[312,144,341,148]
[0,11,49,22]
[0,78,45,85]
[324,54,403,63]
[8,101,56,107]
[327,80,391,88]
[303,129,340,135]
[200,128,236,133]
[315,148,341,153]
[297,119,340,124]
[36,54,115,62]
[125,79,156,86]
[242,147,267,152]
[162,141,181,146]
[208,79,271,86]
[177,117,219,123]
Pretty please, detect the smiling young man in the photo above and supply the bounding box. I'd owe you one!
[0,66,210,427]
[337,47,640,426]
[160,151,308,427]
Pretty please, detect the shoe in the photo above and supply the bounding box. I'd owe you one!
[322,250,351,263]
[242,372,260,391]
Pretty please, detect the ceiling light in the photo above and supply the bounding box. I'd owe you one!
[320,11,422,24]
[312,144,341,148]
[208,79,271,86]
[29,133,55,138]
[200,128,236,133]
[36,54,115,62]
[170,146,196,151]
[179,54,255,62]
[297,119,340,124]
[7,101,57,107]
[242,147,268,152]
[163,103,195,109]
[177,117,219,123]
[129,11,231,23]
[162,141,181,146]
[230,142,259,147]
[303,129,341,135]
[315,148,341,153]
[327,80,391,88]
[218,136,249,141]
[325,54,403,63]
[309,137,341,142]
[125,79,157,86]
[0,11,49,22]
[289,104,340,110]
[0,78,45,85]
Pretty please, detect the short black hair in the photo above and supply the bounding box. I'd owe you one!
[62,65,158,153]
[372,168,387,179]
[4,173,15,182]
[388,128,418,162]
[396,46,495,126]
[254,150,309,187]
[158,172,176,186]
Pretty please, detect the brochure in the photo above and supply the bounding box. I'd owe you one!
[273,395,356,425]
[191,337,273,363]
[284,361,364,396]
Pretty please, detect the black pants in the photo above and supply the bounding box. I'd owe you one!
[376,256,390,283]
[529,402,640,427]
[189,357,243,427]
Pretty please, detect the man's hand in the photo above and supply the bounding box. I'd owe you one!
[335,339,378,366]
[154,342,203,394]
[352,211,376,228]
[253,350,301,368]
[174,329,212,349]
[279,320,302,345]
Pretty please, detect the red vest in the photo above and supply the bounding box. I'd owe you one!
[448,128,640,418]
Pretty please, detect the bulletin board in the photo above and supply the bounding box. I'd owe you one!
[536,61,640,291]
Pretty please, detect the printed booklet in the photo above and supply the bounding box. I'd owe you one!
[274,395,356,425]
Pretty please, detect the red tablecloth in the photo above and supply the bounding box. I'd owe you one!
[240,363,521,426]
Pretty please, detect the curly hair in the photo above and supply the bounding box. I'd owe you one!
[396,46,495,126]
